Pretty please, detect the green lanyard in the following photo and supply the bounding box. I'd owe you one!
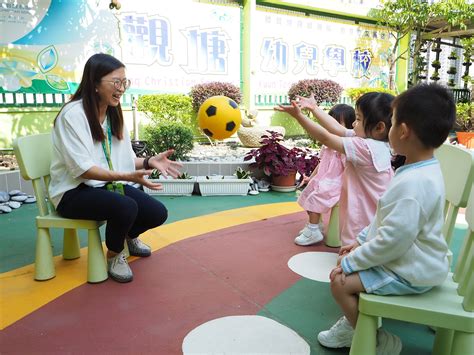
[101,118,114,171]
[101,118,124,195]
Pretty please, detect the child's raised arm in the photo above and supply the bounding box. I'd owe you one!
[275,101,345,154]
[296,94,347,137]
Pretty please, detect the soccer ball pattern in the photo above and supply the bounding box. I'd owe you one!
[198,96,242,140]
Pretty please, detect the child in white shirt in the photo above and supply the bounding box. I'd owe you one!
[318,84,456,354]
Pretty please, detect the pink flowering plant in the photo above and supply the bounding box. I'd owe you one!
[288,79,343,105]
[244,131,319,177]
[189,82,242,112]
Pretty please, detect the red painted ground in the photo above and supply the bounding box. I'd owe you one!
[1,211,336,354]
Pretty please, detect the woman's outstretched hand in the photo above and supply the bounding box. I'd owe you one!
[125,170,163,190]
[148,149,183,178]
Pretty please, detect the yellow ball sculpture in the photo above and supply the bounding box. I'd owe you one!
[197,96,242,140]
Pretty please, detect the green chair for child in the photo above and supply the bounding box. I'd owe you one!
[435,143,474,246]
[13,133,108,283]
[349,144,474,355]
[325,204,341,247]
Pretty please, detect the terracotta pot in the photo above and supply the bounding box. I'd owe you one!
[271,171,297,187]
[456,131,474,149]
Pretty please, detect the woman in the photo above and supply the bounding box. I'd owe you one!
[49,53,182,283]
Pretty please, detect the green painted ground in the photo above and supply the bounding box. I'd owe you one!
[259,279,434,355]
[0,192,298,272]
[256,226,467,355]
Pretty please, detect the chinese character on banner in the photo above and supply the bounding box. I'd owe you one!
[352,48,372,78]
[322,45,346,77]
[293,42,319,75]
[121,13,172,66]
[181,27,230,74]
[260,38,288,74]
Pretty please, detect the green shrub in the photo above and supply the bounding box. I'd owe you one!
[144,121,194,161]
[345,87,397,102]
[288,79,343,104]
[189,82,242,112]
[270,111,306,136]
[137,94,193,127]
[455,102,474,132]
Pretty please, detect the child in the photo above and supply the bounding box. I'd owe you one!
[276,92,394,246]
[318,84,455,353]
[296,104,355,246]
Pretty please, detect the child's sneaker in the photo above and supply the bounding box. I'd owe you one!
[317,316,354,348]
[257,179,270,192]
[295,225,324,246]
[376,329,402,355]
[107,251,133,283]
[298,222,323,234]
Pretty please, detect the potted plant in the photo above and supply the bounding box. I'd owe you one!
[455,102,474,148]
[234,166,251,179]
[243,131,319,191]
[431,60,441,69]
[448,51,458,60]
[144,169,196,196]
[196,167,253,196]
[447,78,456,87]
[447,66,457,75]
[430,72,440,81]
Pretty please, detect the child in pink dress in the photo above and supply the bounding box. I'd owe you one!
[276,92,394,246]
[296,104,355,246]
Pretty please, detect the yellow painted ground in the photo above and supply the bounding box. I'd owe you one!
[0,202,301,329]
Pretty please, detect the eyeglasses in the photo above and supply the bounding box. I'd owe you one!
[102,78,131,91]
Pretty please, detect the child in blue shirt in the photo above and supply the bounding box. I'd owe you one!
[318,84,456,354]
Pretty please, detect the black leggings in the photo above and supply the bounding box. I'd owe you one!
[57,184,168,252]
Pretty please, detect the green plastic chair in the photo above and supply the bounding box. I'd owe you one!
[325,204,341,247]
[350,144,474,355]
[435,144,474,246]
[13,133,108,283]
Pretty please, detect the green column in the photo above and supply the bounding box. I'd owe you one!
[241,0,256,110]
[395,33,410,93]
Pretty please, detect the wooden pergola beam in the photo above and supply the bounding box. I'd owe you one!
[422,28,474,40]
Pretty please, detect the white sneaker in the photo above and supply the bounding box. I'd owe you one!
[317,316,354,348]
[107,250,133,283]
[298,222,323,234]
[127,238,151,257]
[295,225,324,246]
[298,223,309,235]
[376,329,402,355]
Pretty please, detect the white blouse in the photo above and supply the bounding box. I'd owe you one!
[49,100,136,208]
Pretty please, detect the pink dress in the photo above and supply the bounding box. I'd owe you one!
[339,136,394,245]
[298,146,345,214]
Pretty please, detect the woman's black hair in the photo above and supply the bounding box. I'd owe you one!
[54,53,125,141]
[355,92,394,141]
[328,104,355,129]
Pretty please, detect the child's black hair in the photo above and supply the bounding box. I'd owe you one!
[392,83,455,148]
[328,104,355,129]
[356,92,395,140]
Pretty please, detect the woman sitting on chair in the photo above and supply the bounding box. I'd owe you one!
[49,53,182,283]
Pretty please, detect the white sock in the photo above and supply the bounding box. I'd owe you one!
[308,223,320,230]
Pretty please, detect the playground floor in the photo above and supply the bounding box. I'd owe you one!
[0,192,467,354]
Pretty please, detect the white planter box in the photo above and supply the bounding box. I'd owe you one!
[197,176,252,196]
[143,177,196,196]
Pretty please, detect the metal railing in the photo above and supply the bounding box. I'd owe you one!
[0,92,137,108]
